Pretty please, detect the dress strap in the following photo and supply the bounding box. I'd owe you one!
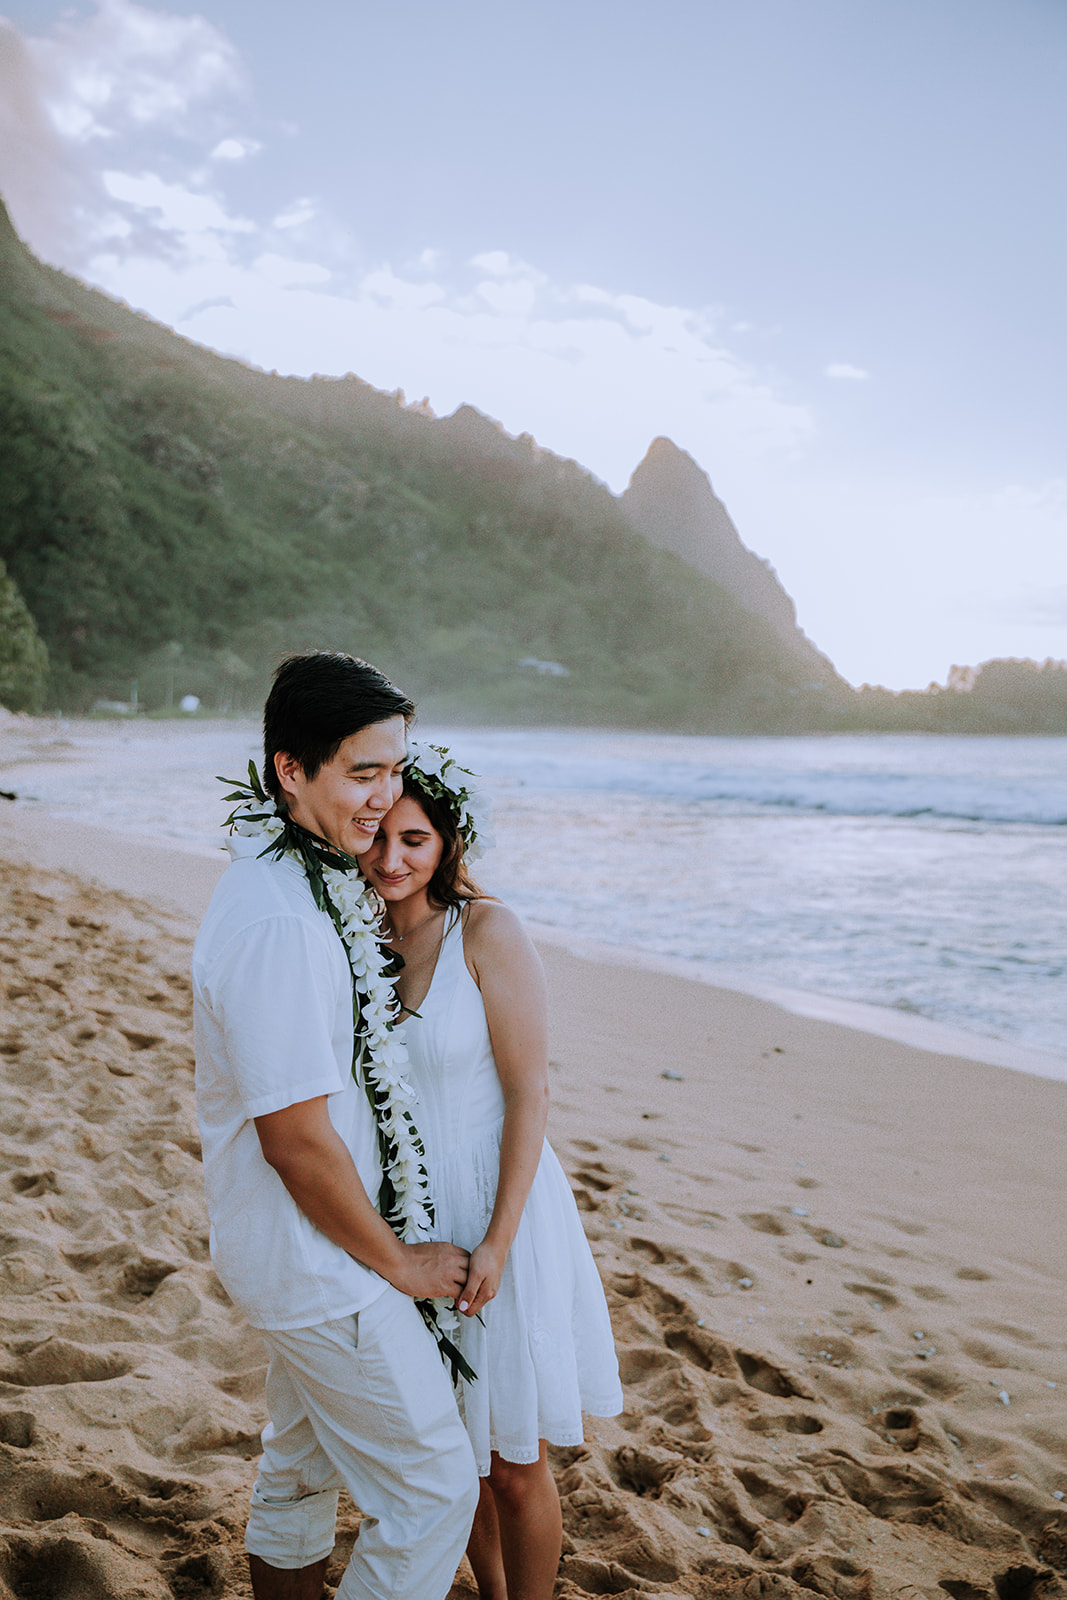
[435,906,465,970]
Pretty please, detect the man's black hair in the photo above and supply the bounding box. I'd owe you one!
[263,652,415,801]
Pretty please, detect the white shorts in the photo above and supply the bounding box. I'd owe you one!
[245,1285,479,1600]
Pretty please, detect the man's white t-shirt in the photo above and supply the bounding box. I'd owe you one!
[193,838,387,1330]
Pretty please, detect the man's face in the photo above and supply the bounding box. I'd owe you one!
[274,715,408,856]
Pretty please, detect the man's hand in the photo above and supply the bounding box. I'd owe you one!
[391,1240,471,1302]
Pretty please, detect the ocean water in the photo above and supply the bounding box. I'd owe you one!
[3,720,1065,1073]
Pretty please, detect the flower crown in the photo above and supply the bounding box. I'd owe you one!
[404,742,494,861]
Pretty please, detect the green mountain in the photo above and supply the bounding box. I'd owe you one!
[4,201,1061,734]
[0,198,849,726]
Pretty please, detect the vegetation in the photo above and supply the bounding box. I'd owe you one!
[0,198,850,725]
[0,198,1063,732]
[845,658,1067,736]
[0,554,48,711]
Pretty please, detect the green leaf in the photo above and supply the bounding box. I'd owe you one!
[247,759,268,803]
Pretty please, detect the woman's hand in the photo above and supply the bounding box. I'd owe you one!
[459,1237,507,1318]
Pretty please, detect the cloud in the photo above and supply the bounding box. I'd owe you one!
[253,253,331,289]
[102,170,254,235]
[824,362,869,380]
[210,136,260,162]
[31,0,242,143]
[273,200,317,229]
[0,3,814,494]
[151,252,811,490]
[469,249,518,276]
[0,0,245,269]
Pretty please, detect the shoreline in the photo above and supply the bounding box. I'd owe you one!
[525,921,1067,1085]
[3,795,1064,1086]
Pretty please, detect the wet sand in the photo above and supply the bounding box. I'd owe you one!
[0,801,1065,1598]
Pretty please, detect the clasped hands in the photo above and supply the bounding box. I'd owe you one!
[400,1237,505,1319]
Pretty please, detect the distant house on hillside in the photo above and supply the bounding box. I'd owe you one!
[518,657,571,677]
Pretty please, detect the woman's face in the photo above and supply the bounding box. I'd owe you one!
[363,793,445,904]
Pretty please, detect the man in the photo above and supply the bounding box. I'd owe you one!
[193,652,479,1600]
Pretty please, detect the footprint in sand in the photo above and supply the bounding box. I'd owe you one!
[61,1243,180,1304]
[626,1236,690,1269]
[734,1465,809,1526]
[604,1270,688,1318]
[0,1410,36,1448]
[741,1211,790,1237]
[735,1350,813,1400]
[0,1526,175,1600]
[845,1280,900,1309]
[0,1338,133,1387]
[608,1442,684,1498]
[871,1405,922,1452]
[8,1170,60,1198]
[746,1410,824,1436]
[660,1200,721,1230]
[616,1343,684,1386]
[573,1165,616,1193]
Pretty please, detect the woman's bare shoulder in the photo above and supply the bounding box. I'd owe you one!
[462,897,540,967]
[463,896,525,943]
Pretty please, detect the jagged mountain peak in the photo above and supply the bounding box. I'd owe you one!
[621,437,836,681]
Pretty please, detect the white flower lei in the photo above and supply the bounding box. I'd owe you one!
[219,761,474,1385]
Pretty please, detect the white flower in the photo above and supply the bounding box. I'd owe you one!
[405,742,494,861]
[232,807,284,842]
[407,740,447,780]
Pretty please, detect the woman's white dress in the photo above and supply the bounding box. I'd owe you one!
[402,909,623,1474]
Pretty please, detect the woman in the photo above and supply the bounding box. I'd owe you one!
[362,744,622,1600]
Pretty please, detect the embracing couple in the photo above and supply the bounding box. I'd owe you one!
[192,651,622,1600]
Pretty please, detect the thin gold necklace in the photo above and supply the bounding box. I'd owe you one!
[385,906,441,943]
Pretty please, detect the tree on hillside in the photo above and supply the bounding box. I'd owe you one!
[0,555,49,710]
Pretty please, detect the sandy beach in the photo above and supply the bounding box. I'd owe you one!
[1,799,1065,1599]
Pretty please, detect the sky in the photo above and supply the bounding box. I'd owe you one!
[0,0,1065,690]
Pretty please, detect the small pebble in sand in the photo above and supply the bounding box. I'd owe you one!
[738,1277,753,1289]
[697,1527,711,1538]
[789,1206,809,1216]
[997,1390,1010,1405]
[822,1232,845,1248]
[661,1069,684,1081]
[912,1331,925,1340]
[1054,1490,1065,1501]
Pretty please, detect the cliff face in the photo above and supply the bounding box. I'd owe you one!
[620,437,834,680]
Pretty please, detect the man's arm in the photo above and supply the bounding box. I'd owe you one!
[255,1097,469,1301]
